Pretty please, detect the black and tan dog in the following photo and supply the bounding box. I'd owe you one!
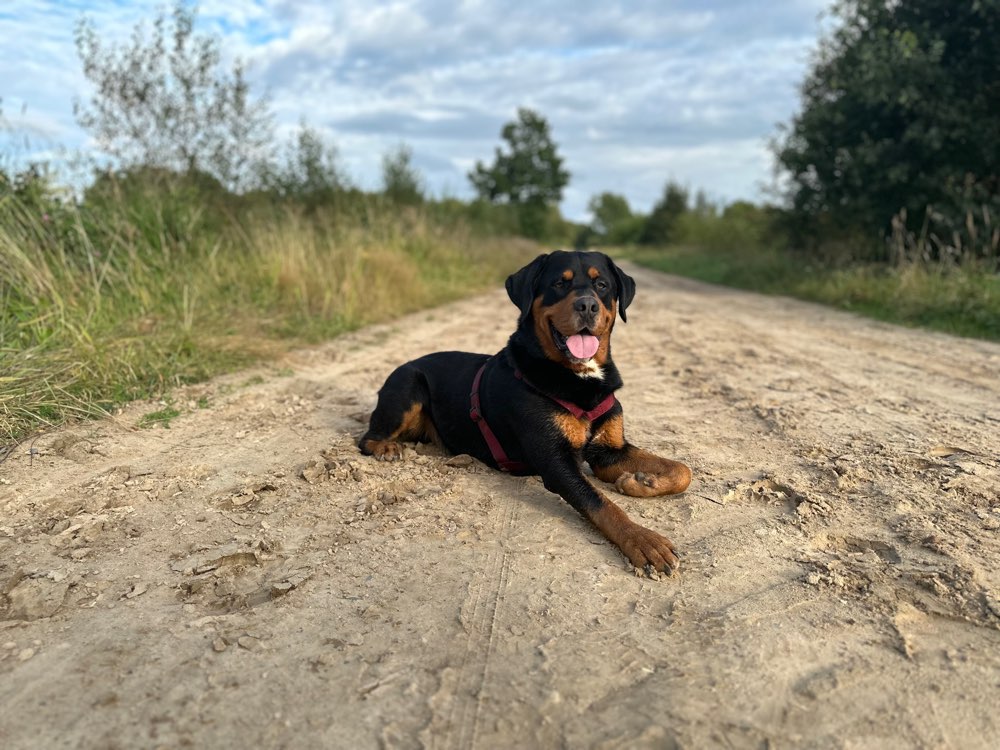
[359,250,691,575]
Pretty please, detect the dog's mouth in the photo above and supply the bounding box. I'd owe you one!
[551,323,601,361]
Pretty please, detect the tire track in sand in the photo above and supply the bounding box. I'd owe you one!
[425,480,520,750]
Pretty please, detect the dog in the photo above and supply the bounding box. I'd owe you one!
[359,250,692,575]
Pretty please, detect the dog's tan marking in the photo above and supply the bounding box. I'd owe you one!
[389,402,425,439]
[587,497,679,572]
[553,412,589,449]
[591,413,625,449]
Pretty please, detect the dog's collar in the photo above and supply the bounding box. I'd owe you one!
[513,369,618,421]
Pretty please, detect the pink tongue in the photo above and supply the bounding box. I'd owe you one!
[566,334,600,359]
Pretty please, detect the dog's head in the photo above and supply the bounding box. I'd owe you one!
[506,250,635,374]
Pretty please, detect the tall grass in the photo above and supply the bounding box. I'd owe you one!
[0,182,537,440]
[625,206,1000,342]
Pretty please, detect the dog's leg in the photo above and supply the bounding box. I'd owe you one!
[585,413,692,498]
[359,364,437,461]
[534,452,679,575]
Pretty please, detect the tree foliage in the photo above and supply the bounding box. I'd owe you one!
[641,181,689,245]
[588,193,631,237]
[381,143,424,205]
[73,1,273,191]
[583,192,645,245]
[774,0,1000,248]
[469,108,569,237]
[258,122,347,205]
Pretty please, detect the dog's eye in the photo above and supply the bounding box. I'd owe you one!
[553,279,566,289]
[594,279,608,292]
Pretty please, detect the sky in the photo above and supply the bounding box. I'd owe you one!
[0,0,830,220]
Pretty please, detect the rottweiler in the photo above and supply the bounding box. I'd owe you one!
[359,250,692,576]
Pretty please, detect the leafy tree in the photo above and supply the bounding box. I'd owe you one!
[469,108,570,237]
[641,181,689,245]
[584,192,646,245]
[692,189,716,217]
[774,0,1000,251]
[73,1,273,191]
[381,143,424,205]
[588,192,631,237]
[259,121,347,205]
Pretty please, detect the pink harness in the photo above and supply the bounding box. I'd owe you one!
[469,361,618,473]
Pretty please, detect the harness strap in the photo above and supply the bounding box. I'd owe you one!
[514,370,618,421]
[470,361,619,474]
[470,363,529,473]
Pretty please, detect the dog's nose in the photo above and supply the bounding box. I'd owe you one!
[573,296,600,317]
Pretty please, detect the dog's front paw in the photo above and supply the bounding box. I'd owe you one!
[617,523,679,577]
[615,471,659,497]
[614,464,692,497]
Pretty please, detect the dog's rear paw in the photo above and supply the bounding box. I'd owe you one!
[360,439,405,461]
[618,523,679,577]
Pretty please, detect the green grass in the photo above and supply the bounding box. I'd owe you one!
[629,243,1000,341]
[139,403,181,429]
[0,187,538,441]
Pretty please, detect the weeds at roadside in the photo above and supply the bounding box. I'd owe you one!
[0,184,539,441]
[139,403,181,429]
[628,244,999,341]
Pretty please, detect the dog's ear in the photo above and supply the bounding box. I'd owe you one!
[506,253,548,324]
[605,255,636,322]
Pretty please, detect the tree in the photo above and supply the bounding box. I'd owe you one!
[381,144,424,205]
[641,181,689,245]
[469,108,570,237]
[260,121,346,204]
[73,1,273,191]
[588,193,632,237]
[773,0,1000,250]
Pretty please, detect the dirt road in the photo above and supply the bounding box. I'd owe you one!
[2,264,999,749]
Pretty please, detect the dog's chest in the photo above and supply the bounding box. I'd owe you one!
[552,412,593,449]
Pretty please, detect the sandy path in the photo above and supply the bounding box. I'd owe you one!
[2,264,999,749]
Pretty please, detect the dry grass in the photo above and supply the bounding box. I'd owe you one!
[0,197,538,441]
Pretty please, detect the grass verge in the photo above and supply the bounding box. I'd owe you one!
[1,194,537,441]
[628,244,1000,341]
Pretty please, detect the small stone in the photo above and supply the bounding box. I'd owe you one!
[125,582,148,599]
[18,648,35,661]
[7,579,69,620]
[344,634,365,647]
[300,460,328,484]
[231,492,255,507]
[212,638,227,652]
[806,572,822,586]
[70,548,90,560]
[444,454,474,468]
[237,636,260,651]
[929,445,970,458]
[3,641,16,650]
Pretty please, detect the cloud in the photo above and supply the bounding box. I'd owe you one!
[1,0,827,218]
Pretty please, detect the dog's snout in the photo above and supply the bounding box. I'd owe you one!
[573,296,600,318]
